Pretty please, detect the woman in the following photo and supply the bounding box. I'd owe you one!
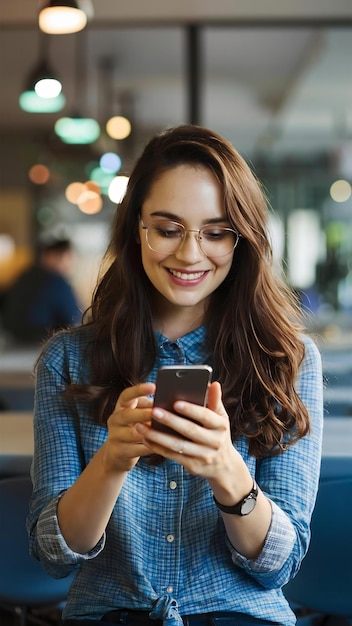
[27,125,323,626]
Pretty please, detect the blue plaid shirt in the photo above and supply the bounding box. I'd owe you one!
[27,325,323,625]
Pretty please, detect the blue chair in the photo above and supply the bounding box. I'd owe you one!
[0,454,32,478]
[320,455,352,482]
[0,476,75,626]
[284,476,352,623]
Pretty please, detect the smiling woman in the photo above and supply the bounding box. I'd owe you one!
[27,124,323,626]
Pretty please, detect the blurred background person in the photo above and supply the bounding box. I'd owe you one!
[0,236,82,346]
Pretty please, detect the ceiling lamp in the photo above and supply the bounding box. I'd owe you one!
[19,57,65,113]
[39,1,88,35]
[55,115,100,144]
[54,28,100,144]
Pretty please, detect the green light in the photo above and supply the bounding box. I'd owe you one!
[89,167,115,194]
[19,91,66,113]
[55,117,100,144]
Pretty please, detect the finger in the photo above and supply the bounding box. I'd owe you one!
[109,406,152,432]
[114,382,155,411]
[136,396,154,409]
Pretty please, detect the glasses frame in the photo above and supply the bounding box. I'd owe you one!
[140,218,240,258]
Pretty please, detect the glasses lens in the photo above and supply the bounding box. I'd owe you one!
[199,226,238,257]
[147,222,184,253]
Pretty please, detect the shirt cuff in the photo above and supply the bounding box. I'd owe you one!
[36,493,106,565]
[228,500,296,573]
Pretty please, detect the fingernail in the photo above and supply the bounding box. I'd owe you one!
[152,408,164,419]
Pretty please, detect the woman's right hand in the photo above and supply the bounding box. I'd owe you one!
[103,382,156,473]
[57,382,156,554]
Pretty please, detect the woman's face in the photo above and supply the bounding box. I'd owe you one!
[139,164,235,324]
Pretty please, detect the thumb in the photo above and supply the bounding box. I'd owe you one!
[207,381,227,416]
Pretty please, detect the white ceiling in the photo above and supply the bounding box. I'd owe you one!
[1,1,352,161]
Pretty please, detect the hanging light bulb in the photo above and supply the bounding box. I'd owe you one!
[19,60,65,112]
[33,60,62,98]
[19,33,65,113]
[39,1,88,35]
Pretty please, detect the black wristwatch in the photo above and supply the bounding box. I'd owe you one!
[213,480,258,516]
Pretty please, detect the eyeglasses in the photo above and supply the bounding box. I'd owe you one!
[140,219,240,258]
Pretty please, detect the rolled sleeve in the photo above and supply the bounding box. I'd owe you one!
[36,494,105,565]
[228,500,296,574]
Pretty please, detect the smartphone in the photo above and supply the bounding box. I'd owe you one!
[152,364,213,436]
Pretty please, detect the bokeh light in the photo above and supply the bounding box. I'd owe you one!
[108,176,129,203]
[105,116,131,140]
[55,117,100,144]
[330,179,352,203]
[65,182,86,204]
[78,190,103,214]
[19,91,66,113]
[89,167,115,194]
[29,164,50,185]
[99,152,122,174]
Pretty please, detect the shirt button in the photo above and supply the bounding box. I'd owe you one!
[166,534,175,543]
[167,586,174,593]
[169,480,177,490]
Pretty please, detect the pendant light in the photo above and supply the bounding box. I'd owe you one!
[54,29,100,144]
[38,1,88,35]
[19,34,65,113]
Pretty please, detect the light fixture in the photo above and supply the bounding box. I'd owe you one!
[39,1,88,35]
[98,58,133,143]
[54,30,100,144]
[55,115,100,144]
[33,60,62,98]
[19,37,65,113]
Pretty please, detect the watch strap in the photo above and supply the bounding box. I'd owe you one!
[213,480,258,515]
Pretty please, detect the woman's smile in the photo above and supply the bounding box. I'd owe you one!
[166,267,210,284]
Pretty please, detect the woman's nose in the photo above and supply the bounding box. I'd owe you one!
[174,231,205,263]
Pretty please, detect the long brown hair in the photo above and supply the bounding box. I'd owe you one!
[74,124,310,457]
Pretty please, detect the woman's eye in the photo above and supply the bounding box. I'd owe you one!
[156,226,181,238]
[203,229,227,240]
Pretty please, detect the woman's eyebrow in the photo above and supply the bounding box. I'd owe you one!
[149,211,228,225]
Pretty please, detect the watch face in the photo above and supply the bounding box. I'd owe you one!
[241,496,256,515]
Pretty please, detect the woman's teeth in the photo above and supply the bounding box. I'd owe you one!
[169,269,205,280]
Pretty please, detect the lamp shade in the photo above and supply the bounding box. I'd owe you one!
[19,91,65,113]
[55,116,100,144]
[39,1,87,34]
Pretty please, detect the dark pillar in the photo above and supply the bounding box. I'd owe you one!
[186,25,202,125]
